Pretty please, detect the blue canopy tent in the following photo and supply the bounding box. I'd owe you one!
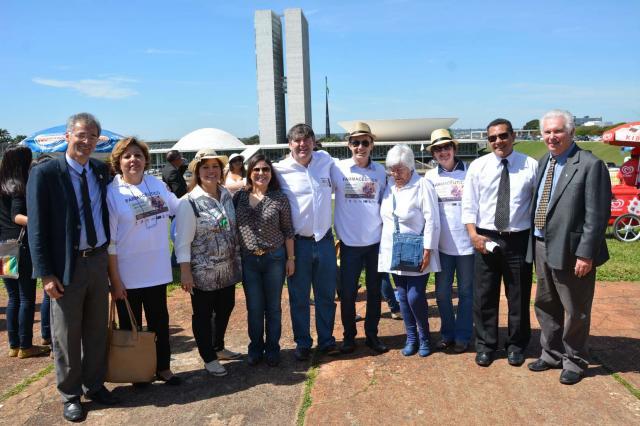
[21,125,123,153]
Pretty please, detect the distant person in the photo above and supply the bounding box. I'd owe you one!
[233,153,295,367]
[223,153,246,195]
[527,110,611,385]
[162,149,188,198]
[1,146,50,359]
[378,144,440,357]
[332,122,389,354]
[175,149,242,377]
[274,123,339,360]
[461,118,537,368]
[27,113,117,422]
[107,137,181,386]
[425,129,474,354]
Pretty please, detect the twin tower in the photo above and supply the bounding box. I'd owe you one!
[255,9,312,145]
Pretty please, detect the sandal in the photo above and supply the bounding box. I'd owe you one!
[156,370,182,386]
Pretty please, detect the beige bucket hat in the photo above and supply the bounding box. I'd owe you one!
[188,148,229,173]
[345,121,376,140]
[428,128,458,152]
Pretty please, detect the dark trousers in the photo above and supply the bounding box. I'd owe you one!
[534,239,595,374]
[4,245,37,349]
[190,285,235,363]
[116,283,171,372]
[473,229,532,353]
[339,243,382,341]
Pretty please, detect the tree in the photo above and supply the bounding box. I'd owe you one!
[13,135,26,144]
[523,119,539,130]
[241,135,260,145]
[317,134,341,143]
[0,128,13,155]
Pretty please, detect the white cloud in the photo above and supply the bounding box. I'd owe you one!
[32,77,138,99]
[144,48,196,55]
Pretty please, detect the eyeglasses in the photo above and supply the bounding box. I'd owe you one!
[71,133,99,141]
[389,166,410,175]
[487,132,511,143]
[432,144,453,153]
[349,139,371,148]
[252,166,271,174]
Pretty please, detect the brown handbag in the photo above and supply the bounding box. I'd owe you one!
[105,298,157,383]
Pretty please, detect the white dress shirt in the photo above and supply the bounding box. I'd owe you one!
[274,150,334,241]
[461,151,537,231]
[331,158,386,247]
[378,171,441,276]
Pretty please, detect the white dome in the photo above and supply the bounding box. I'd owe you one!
[172,128,244,152]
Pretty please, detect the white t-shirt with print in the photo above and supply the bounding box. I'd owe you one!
[107,174,180,289]
[332,158,386,247]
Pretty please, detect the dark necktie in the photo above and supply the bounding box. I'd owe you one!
[534,157,557,230]
[494,159,510,230]
[81,168,98,247]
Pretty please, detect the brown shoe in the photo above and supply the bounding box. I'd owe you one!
[8,348,19,357]
[41,338,52,346]
[18,345,51,359]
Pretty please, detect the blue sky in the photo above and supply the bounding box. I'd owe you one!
[2,0,639,140]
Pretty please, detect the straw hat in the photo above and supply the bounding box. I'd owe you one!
[428,128,458,152]
[345,122,376,140]
[188,148,228,173]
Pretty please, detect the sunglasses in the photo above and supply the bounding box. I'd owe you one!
[252,166,271,173]
[432,144,453,153]
[349,139,371,148]
[487,132,511,143]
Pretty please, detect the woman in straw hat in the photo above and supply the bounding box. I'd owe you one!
[424,129,474,354]
[175,148,242,377]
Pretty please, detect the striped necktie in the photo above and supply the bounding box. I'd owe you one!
[534,157,557,230]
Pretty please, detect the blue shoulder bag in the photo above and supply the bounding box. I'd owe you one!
[390,193,424,272]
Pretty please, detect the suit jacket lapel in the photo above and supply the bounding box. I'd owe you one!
[547,148,580,212]
[57,156,81,223]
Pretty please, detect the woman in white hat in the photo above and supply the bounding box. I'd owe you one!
[175,148,242,377]
[223,153,246,195]
[424,129,474,354]
[378,144,440,357]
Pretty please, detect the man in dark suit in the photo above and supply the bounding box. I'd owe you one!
[28,113,118,421]
[527,109,611,385]
[162,149,187,198]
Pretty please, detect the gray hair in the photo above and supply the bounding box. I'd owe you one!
[386,144,415,171]
[541,109,575,133]
[287,123,315,143]
[66,112,101,135]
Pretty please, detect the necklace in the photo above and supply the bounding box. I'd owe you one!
[121,175,160,229]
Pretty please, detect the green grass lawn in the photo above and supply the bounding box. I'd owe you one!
[510,141,626,164]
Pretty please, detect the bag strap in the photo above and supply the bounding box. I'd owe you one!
[187,196,200,218]
[392,191,425,236]
[109,297,139,340]
[16,227,25,243]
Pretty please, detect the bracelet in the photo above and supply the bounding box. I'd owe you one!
[287,256,296,261]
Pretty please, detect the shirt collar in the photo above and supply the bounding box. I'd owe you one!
[65,153,90,174]
[349,157,374,170]
[551,143,577,164]
[437,158,464,173]
[492,150,517,168]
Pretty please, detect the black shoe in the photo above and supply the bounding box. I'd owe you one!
[507,351,525,366]
[156,372,182,386]
[365,337,389,354]
[453,342,469,354]
[475,352,494,367]
[63,398,85,422]
[266,356,280,367]
[527,358,560,372]
[319,344,341,356]
[559,369,582,385]
[247,355,262,366]
[435,340,454,351]
[86,386,119,405]
[294,347,311,361]
[340,340,356,354]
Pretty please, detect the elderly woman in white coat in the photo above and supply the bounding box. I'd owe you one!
[378,144,440,357]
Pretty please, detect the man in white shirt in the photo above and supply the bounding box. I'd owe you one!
[332,122,389,354]
[461,118,537,368]
[274,123,338,360]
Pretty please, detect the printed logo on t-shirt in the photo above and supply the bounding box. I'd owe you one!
[433,178,464,203]
[125,191,169,223]
[343,176,378,204]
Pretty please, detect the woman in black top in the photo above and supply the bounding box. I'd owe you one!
[233,154,295,366]
[0,146,50,359]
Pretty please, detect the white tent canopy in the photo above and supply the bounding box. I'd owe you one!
[172,128,244,152]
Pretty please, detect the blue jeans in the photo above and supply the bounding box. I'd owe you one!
[4,245,37,349]
[242,246,286,360]
[339,243,382,341]
[41,291,51,341]
[435,252,474,344]
[287,232,337,350]
[393,273,430,345]
[381,273,400,313]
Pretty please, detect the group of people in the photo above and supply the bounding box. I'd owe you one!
[4,109,611,422]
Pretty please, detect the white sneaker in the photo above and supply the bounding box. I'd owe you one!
[216,348,242,360]
[205,359,227,376]
[391,312,402,320]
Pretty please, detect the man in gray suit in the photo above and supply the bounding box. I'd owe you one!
[527,109,611,385]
